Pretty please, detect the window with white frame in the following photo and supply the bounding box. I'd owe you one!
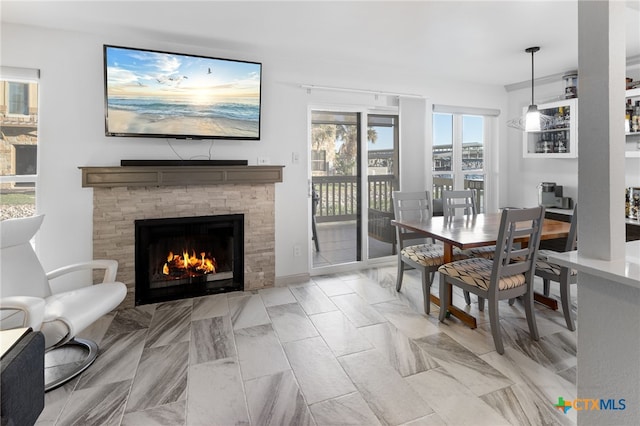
[432,105,499,214]
[1,67,40,220]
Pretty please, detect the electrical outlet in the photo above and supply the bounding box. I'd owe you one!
[292,152,300,164]
[257,157,270,165]
[293,245,301,256]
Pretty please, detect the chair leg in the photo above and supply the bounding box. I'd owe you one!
[543,279,550,296]
[560,277,575,331]
[464,290,471,305]
[438,273,449,322]
[488,296,504,354]
[508,298,516,306]
[478,297,485,311]
[422,270,431,315]
[312,216,320,252]
[523,287,540,342]
[396,259,404,292]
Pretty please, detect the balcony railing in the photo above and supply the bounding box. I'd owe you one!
[312,175,483,222]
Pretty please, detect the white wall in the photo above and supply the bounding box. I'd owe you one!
[505,80,579,207]
[505,76,640,209]
[1,22,508,281]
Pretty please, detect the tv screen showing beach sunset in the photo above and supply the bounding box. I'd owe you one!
[104,45,261,140]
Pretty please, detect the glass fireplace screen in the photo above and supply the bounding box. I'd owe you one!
[135,214,243,305]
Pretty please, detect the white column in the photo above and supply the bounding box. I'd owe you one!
[399,97,428,192]
[577,1,638,425]
[577,0,626,259]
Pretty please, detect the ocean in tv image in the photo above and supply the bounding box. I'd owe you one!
[105,46,261,139]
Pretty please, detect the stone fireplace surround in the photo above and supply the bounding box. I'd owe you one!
[81,165,283,309]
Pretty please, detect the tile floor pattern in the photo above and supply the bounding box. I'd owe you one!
[37,267,577,426]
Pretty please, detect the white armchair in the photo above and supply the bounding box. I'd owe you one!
[0,215,127,391]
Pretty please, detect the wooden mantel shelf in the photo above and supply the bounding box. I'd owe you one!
[79,165,284,188]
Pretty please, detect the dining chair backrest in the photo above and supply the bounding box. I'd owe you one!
[564,204,578,252]
[490,206,545,293]
[392,191,432,245]
[442,189,477,219]
[537,203,577,331]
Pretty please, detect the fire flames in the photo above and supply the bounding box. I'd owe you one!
[162,250,217,278]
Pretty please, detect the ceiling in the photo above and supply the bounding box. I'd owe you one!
[2,1,639,88]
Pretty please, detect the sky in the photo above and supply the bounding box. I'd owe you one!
[434,113,484,146]
[105,46,261,101]
[368,126,393,150]
[368,113,484,151]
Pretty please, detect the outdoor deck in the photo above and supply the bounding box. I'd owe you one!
[312,221,395,268]
[311,175,484,268]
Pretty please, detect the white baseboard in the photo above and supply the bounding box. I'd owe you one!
[275,273,311,287]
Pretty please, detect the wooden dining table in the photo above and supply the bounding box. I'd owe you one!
[391,212,571,329]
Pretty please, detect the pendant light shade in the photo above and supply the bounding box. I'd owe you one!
[525,105,541,131]
[524,46,541,132]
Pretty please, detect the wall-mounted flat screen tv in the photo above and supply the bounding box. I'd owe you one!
[104,45,261,140]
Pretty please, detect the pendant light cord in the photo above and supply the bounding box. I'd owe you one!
[530,50,535,104]
[526,46,540,106]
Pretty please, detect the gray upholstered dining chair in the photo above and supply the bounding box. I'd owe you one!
[535,204,578,330]
[438,206,545,354]
[392,191,466,314]
[442,189,477,219]
[444,189,497,261]
[442,189,493,304]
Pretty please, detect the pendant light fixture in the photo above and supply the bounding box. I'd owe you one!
[524,46,541,132]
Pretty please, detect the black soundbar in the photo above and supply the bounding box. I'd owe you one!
[120,160,248,167]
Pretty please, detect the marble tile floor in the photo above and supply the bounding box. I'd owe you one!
[37,266,577,426]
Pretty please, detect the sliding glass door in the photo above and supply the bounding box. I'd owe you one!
[367,114,399,259]
[310,110,399,269]
[311,111,362,268]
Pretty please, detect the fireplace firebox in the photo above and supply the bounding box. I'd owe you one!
[135,214,244,305]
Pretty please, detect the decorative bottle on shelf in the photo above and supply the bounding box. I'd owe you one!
[627,99,633,133]
[554,107,565,129]
[563,72,578,99]
[633,101,640,133]
[557,133,567,153]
